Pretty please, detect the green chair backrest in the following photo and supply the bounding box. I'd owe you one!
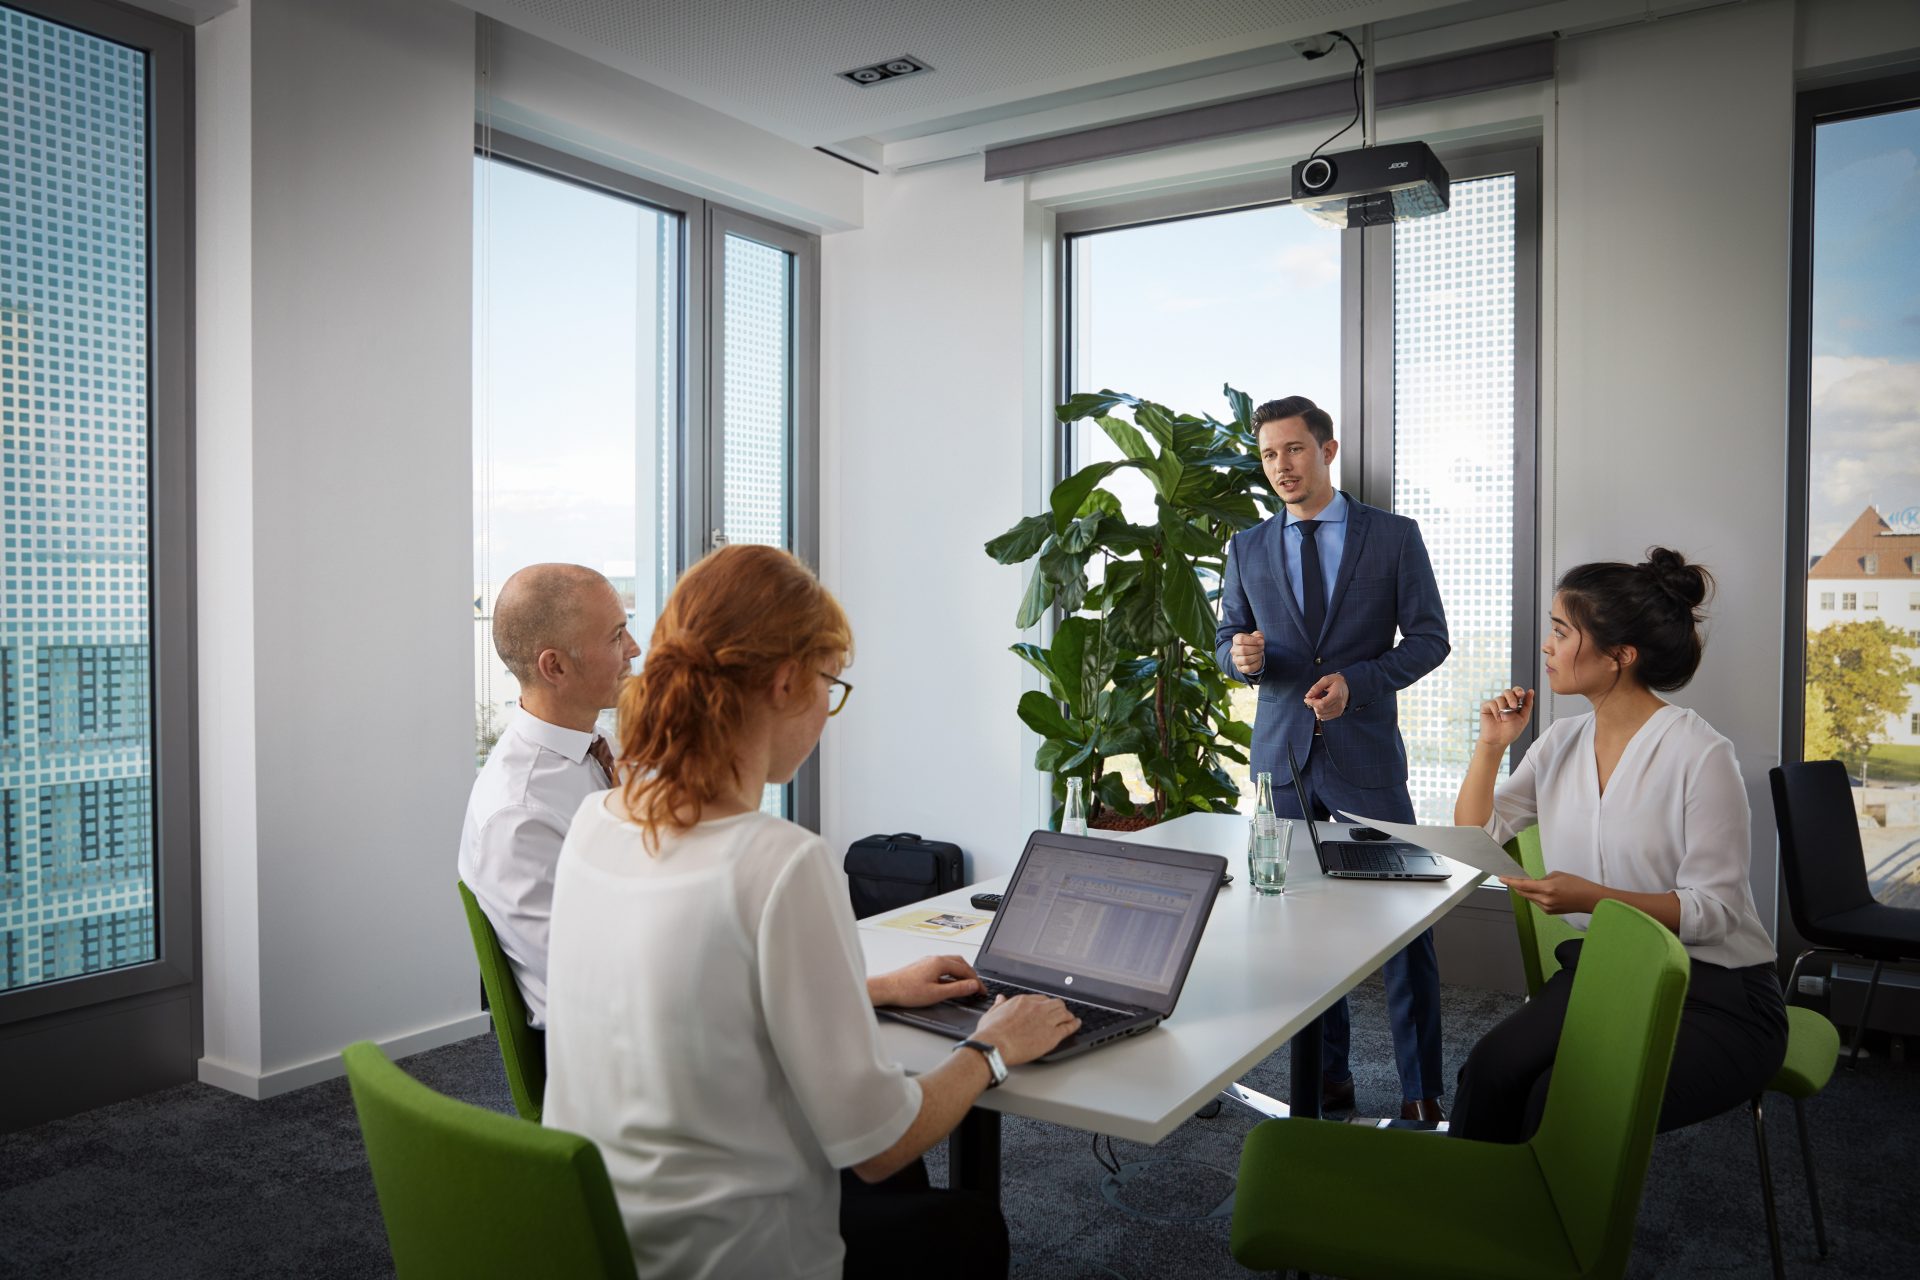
[1505,826,1583,997]
[1528,900,1691,1277]
[457,880,546,1121]
[343,1041,637,1280]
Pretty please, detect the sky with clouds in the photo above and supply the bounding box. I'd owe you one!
[1809,104,1920,555]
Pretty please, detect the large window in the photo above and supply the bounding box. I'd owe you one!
[0,1,188,1003]
[1061,151,1537,822]
[471,137,817,819]
[1791,74,1920,908]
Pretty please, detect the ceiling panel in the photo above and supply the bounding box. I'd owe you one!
[464,0,1463,147]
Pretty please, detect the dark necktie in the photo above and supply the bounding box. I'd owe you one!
[1297,519,1326,647]
[587,736,618,788]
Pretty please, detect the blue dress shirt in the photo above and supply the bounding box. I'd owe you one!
[1282,491,1348,617]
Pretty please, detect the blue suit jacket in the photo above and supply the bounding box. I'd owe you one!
[1214,495,1450,792]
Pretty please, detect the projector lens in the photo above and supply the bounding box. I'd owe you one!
[1300,157,1335,191]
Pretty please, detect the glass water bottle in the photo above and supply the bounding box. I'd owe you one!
[1062,777,1088,837]
[1249,772,1285,894]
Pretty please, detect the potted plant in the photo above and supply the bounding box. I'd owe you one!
[984,385,1280,827]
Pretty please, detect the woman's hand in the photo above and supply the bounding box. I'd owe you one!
[973,994,1082,1066]
[1499,870,1602,915]
[869,954,981,1008]
[1478,686,1535,748]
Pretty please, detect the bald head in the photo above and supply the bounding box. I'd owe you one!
[493,563,617,686]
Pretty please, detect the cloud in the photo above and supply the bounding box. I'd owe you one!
[1807,355,1920,552]
[1265,241,1340,292]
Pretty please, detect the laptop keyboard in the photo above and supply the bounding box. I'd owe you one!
[1332,843,1404,875]
[959,977,1137,1033]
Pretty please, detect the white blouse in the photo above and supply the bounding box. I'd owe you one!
[543,801,923,1280]
[1485,704,1775,969]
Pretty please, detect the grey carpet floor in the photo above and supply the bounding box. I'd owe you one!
[4,977,1915,1279]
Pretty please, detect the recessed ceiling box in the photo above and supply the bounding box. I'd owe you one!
[837,56,931,88]
[1291,140,1451,229]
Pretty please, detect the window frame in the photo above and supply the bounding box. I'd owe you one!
[0,0,195,1030]
[1783,65,1920,768]
[470,132,822,828]
[1053,141,1542,781]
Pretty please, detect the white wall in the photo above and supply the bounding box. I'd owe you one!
[1551,0,1795,930]
[818,159,1052,879]
[197,0,485,1097]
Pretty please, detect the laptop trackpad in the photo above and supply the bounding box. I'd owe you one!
[882,1001,981,1035]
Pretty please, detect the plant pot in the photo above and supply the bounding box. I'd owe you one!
[1089,813,1160,833]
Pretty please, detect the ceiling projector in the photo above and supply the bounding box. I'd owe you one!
[1290,139,1451,229]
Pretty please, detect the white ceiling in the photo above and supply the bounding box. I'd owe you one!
[458,0,1567,154]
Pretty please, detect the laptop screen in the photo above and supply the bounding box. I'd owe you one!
[982,838,1220,1000]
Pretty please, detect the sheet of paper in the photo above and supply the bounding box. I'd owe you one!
[875,908,992,937]
[1337,812,1530,879]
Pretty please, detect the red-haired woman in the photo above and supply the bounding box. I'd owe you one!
[542,544,1077,1280]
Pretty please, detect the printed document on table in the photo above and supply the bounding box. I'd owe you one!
[1337,813,1530,879]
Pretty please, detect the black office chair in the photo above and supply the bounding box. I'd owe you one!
[1770,760,1920,1066]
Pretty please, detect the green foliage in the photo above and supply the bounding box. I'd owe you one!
[984,385,1278,821]
[1802,684,1841,764]
[1806,619,1919,766]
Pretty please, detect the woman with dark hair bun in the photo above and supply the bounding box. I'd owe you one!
[1449,547,1786,1143]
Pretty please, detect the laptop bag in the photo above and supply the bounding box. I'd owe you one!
[844,832,966,918]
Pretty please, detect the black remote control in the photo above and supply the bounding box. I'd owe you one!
[970,892,1003,911]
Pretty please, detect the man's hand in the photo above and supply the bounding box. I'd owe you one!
[1304,672,1349,721]
[1497,871,1602,916]
[1231,631,1266,677]
[868,954,981,1008]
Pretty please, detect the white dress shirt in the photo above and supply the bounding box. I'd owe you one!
[543,801,923,1280]
[457,707,615,1028]
[1485,703,1775,969]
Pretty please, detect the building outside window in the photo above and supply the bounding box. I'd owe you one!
[1794,86,1920,906]
[1821,592,1835,610]
[1,6,156,992]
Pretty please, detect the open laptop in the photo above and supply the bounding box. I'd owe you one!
[876,830,1226,1061]
[1284,745,1450,881]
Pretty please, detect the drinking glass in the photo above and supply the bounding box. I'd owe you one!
[1248,817,1293,895]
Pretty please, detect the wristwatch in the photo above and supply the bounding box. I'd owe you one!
[953,1038,1007,1088]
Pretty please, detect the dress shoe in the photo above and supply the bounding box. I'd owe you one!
[1321,1074,1356,1113]
[1400,1097,1446,1124]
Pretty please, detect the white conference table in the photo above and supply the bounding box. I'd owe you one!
[857,811,1486,1199]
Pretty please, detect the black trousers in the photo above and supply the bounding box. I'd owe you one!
[840,1161,1009,1280]
[1452,938,1788,1144]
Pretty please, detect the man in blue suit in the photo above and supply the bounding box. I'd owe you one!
[1215,395,1451,1123]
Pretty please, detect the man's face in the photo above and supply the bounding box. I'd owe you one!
[566,584,641,712]
[1257,416,1336,510]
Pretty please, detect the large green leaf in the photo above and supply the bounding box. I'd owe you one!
[1224,384,1253,431]
[1099,522,1158,556]
[1133,401,1178,451]
[1108,560,1174,650]
[1009,642,1064,699]
[1096,414,1155,462]
[1158,508,1218,557]
[1050,616,1095,718]
[1076,488,1124,519]
[1161,551,1217,653]
[1015,560,1053,628]
[1017,689,1076,741]
[1057,389,1137,422]
[1058,512,1104,554]
[1050,460,1126,533]
[984,513,1052,565]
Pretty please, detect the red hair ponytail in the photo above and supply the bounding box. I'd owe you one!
[618,544,851,850]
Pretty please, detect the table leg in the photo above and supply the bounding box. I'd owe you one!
[948,1106,1002,1208]
[1290,1014,1324,1120]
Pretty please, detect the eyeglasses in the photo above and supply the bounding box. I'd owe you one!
[820,672,853,716]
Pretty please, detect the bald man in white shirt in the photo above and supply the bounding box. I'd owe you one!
[459,563,641,1029]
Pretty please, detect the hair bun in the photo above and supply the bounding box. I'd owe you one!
[1642,547,1709,610]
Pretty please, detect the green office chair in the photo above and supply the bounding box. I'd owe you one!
[343,1041,637,1280]
[1232,900,1690,1279]
[458,880,546,1121]
[1505,829,1837,1280]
